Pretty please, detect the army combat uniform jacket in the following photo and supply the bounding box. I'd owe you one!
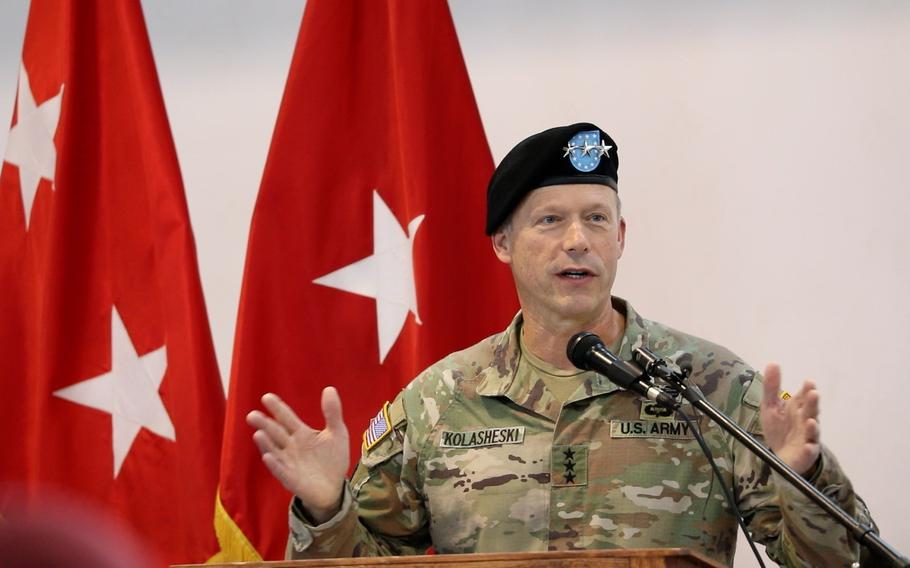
[289,299,873,566]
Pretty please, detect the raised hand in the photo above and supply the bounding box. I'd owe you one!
[246,387,350,523]
[760,363,822,476]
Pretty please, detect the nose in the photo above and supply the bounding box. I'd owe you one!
[563,220,590,254]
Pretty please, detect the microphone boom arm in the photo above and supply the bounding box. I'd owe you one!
[632,346,907,568]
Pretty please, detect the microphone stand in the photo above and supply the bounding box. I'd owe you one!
[633,348,908,568]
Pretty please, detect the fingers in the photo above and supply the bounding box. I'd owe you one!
[795,378,816,400]
[782,378,822,447]
[801,381,820,420]
[795,381,821,445]
[321,386,346,434]
[246,390,341,438]
[261,392,309,434]
[251,427,281,457]
[251,425,295,489]
[788,380,820,418]
[247,393,314,459]
[261,453,294,492]
[247,410,292,448]
[804,417,820,444]
[762,363,782,409]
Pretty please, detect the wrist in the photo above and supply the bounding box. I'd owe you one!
[294,485,345,525]
[799,453,823,481]
[309,502,342,525]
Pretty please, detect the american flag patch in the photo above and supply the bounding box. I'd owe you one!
[363,402,392,451]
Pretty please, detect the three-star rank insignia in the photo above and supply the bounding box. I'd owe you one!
[552,445,588,487]
[562,130,612,172]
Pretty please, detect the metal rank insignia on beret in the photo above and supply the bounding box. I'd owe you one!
[562,130,612,173]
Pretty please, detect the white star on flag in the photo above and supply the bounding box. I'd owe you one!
[53,307,174,478]
[313,190,425,363]
[2,63,64,230]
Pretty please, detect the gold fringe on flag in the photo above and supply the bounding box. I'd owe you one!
[208,487,262,563]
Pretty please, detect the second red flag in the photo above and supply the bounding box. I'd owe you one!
[217,0,518,561]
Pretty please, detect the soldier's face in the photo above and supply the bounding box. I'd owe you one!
[492,184,625,324]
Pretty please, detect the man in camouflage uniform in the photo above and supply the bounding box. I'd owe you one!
[248,123,875,567]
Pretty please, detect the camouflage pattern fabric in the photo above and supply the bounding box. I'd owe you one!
[288,298,875,567]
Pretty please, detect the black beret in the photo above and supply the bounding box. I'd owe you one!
[485,122,619,235]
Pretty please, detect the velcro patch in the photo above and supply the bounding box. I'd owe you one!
[363,402,392,451]
[640,400,676,421]
[438,427,525,448]
[552,444,587,486]
[610,419,695,439]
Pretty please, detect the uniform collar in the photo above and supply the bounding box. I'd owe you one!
[474,298,650,422]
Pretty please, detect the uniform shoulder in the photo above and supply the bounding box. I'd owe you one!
[358,322,515,466]
[638,315,759,405]
[398,328,508,427]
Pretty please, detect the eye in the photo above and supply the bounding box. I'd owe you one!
[588,213,608,223]
[538,215,559,225]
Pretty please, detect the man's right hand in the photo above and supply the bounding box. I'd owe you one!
[246,387,350,524]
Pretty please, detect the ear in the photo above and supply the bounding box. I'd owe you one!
[491,230,512,264]
[617,217,626,258]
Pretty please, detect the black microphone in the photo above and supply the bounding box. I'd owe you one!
[567,332,677,408]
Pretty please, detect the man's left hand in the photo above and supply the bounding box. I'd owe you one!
[760,363,822,476]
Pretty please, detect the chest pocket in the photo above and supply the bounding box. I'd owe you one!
[420,425,552,554]
[602,433,718,511]
[578,417,733,544]
[424,429,549,494]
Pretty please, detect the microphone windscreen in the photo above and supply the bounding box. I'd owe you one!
[566,331,604,369]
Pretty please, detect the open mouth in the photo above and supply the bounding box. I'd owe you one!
[558,269,592,279]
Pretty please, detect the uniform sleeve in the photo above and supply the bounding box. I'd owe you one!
[286,395,431,558]
[734,376,876,567]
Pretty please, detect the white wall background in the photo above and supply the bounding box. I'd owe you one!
[1,1,907,565]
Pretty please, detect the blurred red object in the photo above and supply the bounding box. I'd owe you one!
[0,485,159,568]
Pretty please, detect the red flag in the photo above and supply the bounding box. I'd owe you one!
[0,1,224,565]
[215,0,518,561]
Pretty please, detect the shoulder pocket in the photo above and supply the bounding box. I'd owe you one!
[742,374,763,409]
[359,396,407,469]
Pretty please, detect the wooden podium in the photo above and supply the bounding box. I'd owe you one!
[182,548,725,568]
